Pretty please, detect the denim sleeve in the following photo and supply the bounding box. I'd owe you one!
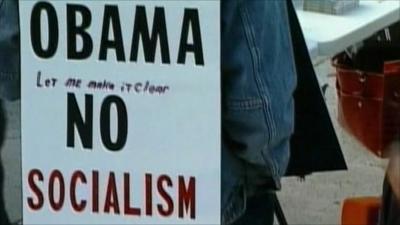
[221,0,296,189]
[0,0,20,100]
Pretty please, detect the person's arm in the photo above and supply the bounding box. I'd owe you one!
[0,0,20,101]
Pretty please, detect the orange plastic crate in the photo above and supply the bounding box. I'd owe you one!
[341,197,381,225]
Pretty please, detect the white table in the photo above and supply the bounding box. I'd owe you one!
[297,0,400,57]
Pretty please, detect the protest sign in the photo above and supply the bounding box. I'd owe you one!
[20,1,220,224]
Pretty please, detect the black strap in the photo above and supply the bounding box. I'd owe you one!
[273,193,288,225]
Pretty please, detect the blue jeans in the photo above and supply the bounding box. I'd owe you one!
[231,192,275,225]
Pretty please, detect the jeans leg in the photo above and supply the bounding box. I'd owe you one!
[379,176,400,225]
[231,192,275,225]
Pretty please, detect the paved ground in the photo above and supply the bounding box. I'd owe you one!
[276,59,387,225]
[0,59,388,224]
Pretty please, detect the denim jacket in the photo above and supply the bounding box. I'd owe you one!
[0,0,296,224]
[0,0,19,101]
[221,0,296,224]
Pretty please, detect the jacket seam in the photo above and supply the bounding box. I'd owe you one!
[225,98,263,111]
[239,6,267,132]
[240,5,277,142]
[239,5,278,176]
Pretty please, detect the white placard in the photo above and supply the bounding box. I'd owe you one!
[20,1,220,224]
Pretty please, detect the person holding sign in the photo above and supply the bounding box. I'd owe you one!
[5,0,298,224]
[0,0,20,224]
[221,1,297,224]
